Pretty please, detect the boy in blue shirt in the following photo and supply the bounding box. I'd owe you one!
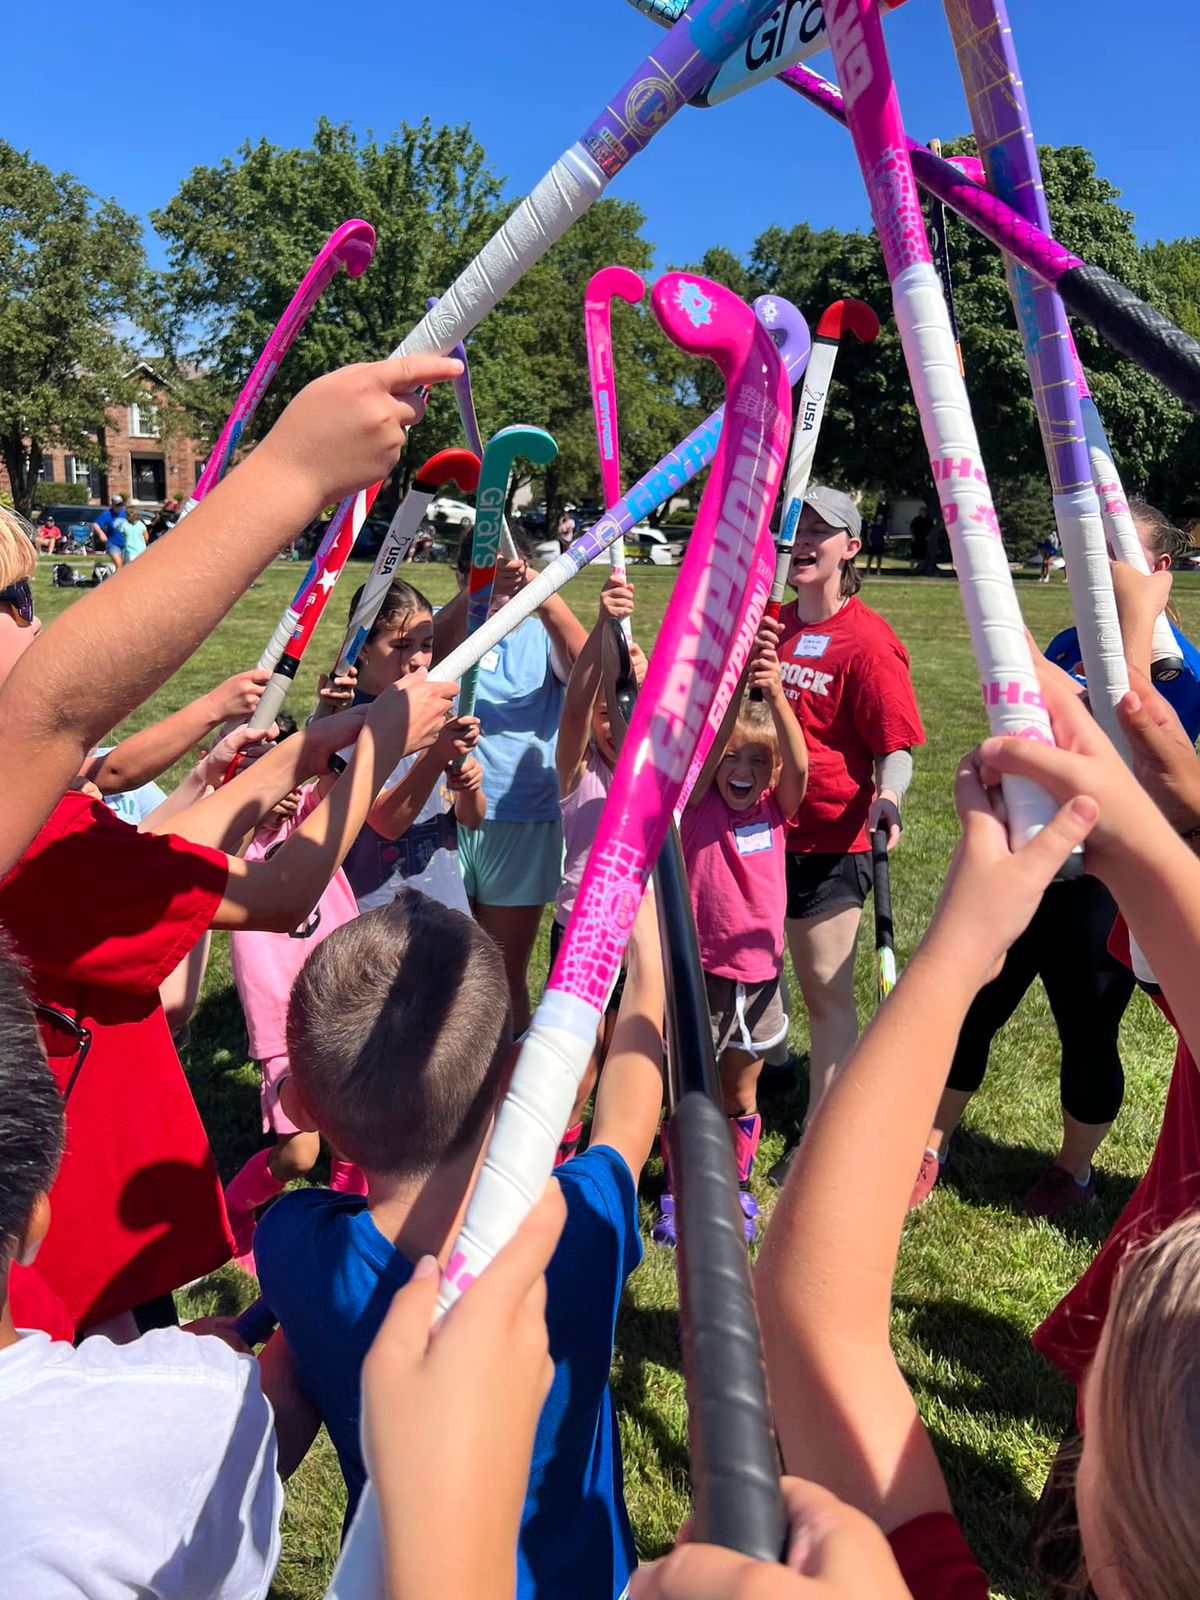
[255,886,665,1600]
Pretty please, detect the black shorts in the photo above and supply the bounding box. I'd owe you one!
[785,851,873,922]
[549,918,627,1014]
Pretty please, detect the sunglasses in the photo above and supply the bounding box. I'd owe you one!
[34,1003,93,1102]
[0,578,34,624]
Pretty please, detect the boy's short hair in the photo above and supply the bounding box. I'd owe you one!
[286,891,513,1178]
[0,938,65,1257]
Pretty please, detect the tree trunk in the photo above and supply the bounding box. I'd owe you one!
[1,433,35,519]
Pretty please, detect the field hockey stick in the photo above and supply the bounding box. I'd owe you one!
[585,264,646,639]
[332,0,782,552]
[611,624,785,1561]
[430,294,809,689]
[927,139,962,376]
[870,823,896,1002]
[180,221,376,517]
[751,58,1200,414]
[455,425,558,749]
[1070,346,1183,682]
[625,0,906,108]
[748,295,878,706]
[425,294,518,562]
[817,0,1058,850]
[330,273,791,1592]
[945,0,1129,748]
[319,448,481,699]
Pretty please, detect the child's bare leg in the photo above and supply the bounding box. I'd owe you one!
[720,1046,764,1120]
[268,1130,320,1182]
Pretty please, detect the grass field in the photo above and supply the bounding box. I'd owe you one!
[34,552,1199,1599]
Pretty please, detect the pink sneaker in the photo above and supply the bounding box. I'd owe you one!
[908,1149,943,1210]
[1023,1164,1095,1219]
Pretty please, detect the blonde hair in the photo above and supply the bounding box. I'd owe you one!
[0,508,37,588]
[1083,1212,1200,1599]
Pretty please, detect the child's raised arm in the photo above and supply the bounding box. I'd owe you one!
[555,575,633,795]
[749,635,808,820]
[588,887,665,1180]
[0,352,462,878]
[755,762,1096,1534]
[79,670,270,795]
[367,713,481,841]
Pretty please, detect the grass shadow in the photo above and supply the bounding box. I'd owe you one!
[944,1127,1140,1247]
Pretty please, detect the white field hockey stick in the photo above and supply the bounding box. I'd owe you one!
[624,0,907,107]
[585,264,647,641]
[330,270,793,1590]
[820,0,1058,848]
[318,448,480,697]
[336,0,783,544]
[945,0,1128,750]
[425,294,518,562]
[429,294,809,691]
[180,220,376,517]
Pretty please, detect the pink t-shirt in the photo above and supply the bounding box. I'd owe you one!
[680,784,786,984]
[229,785,360,1060]
[555,747,613,929]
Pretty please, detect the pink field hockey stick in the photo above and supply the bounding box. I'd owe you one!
[429,294,809,692]
[945,0,1128,749]
[820,0,1057,847]
[330,271,792,1588]
[424,294,518,561]
[180,220,376,517]
[585,264,647,640]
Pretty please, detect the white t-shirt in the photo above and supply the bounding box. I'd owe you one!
[0,1327,282,1599]
[346,750,471,917]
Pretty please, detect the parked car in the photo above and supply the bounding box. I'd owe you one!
[430,496,476,532]
[626,523,684,566]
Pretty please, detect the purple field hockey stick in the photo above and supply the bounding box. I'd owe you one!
[820,0,1059,848]
[425,294,518,562]
[946,0,1128,746]
[428,294,809,694]
[180,220,376,516]
[585,264,646,638]
[329,274,792,1593]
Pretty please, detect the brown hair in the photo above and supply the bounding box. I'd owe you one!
[286,891,513,1177]
[1129,498,1188,565]
[732,694,781,758]
[0,508,37,589]
[839,549,862,598]
[347,578,433,647]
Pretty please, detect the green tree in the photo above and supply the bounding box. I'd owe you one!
[0,143,147,517]
[1142,236,1200,341]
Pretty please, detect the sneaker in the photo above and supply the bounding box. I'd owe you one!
[1022,1163,1096,1219]
[652,1193,677,1248]
[738,1188,759,1245]
[908,1149,943,1210]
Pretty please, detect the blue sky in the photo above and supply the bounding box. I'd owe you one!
[4,1,1194,271]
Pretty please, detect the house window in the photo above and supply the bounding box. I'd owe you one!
[131,456,166,501]
[64,456,98,492]
[38,454,56,482]
[129,401,161,438]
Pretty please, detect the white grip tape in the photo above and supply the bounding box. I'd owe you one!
[396,149,606,360]
[249,672,291,734]
[437,994,601,1315]
[256,608,299,674]
[783,338,838,514]
[1052,490,1129,748]
[435,541,610,684]
[1080,397,1180,672]
[894,263,1055,845]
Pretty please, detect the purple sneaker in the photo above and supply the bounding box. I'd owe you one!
[652,1192,677,1248]
[738,1188,759,1245]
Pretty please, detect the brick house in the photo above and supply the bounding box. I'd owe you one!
[3,361,210,509]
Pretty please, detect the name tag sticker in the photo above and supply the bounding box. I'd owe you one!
[796,633,830,658]
[480,649,501,673]
[734,822,773,856]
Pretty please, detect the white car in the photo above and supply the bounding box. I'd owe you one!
[626,523,684,566]
[430,496,476,531]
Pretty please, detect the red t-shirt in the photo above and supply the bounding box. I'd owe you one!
[776,597,924,855]
[8,1263,75,1342]
[0,794,232,1328]
[1033,918,1198,1386]
[889,1512,990,1599]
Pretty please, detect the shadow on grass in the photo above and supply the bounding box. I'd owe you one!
[944,1127,1139,1248]
[611,1300,688,1482]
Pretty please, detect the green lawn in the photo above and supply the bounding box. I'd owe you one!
[33,553,1197,1599]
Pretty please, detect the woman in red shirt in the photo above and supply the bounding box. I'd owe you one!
[766,487,923,1122]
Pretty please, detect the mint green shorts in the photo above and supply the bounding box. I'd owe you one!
[457,818,564,908]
